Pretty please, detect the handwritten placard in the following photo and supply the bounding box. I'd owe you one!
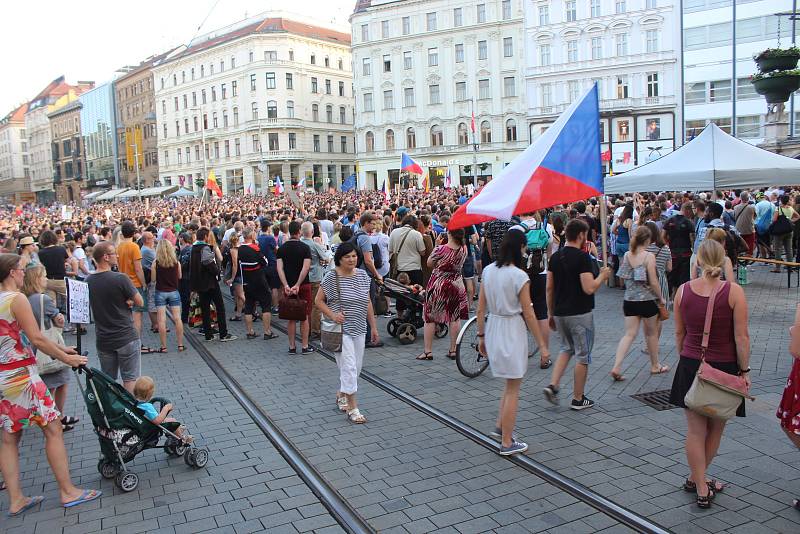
[66,278,90,324]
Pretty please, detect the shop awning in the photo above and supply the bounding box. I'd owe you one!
[95,188,130,201]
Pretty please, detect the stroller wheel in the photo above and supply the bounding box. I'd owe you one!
[191,447,210,469]
[115,472,139,492]
[387,318,400,337]
[98,459,117,479]
[396,323,417,345]
[174,443,188,457]
[184,447,196,467]
[434,323,449,338]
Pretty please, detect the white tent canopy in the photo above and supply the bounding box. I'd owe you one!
[168,187,196,198]
[95,188,130,201]
[118,185,179,199]
[83,191,104,201]
[605,123,800,194]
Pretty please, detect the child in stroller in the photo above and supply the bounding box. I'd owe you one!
[382,276,447,345]
[133,376,192,443]
[75,366,209,493]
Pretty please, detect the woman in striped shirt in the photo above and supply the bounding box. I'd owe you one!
[315,242,379,424]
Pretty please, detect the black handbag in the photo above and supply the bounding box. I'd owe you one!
[278,294,307,321]
[770,205,793,236]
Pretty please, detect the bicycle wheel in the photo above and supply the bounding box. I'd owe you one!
[455,315,489,378]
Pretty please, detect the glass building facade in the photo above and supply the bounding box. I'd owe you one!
[80,83,119,188]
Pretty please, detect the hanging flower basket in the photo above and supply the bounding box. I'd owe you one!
[752,70,800,104]
[754,47,800,73]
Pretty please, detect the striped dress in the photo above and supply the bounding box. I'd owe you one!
[646,244,672,307]
[423,245,469,324]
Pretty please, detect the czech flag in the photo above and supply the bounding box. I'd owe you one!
[401,152,424,175]
[381,179,389,201]
[444,167,452,189]
[206,170,223,198]
[449,85,602,229]
[274,175,284,196]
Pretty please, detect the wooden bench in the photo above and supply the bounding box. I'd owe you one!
[737,256,800,288]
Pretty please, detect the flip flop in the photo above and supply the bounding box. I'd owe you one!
[7,495,43,517]
[650,364,670,375]
[610,371,626,382]
[63,489,102,509]
[540,359,552,369]
[177,345,186,352]
[141,346,154,354]
[61,416,80,426]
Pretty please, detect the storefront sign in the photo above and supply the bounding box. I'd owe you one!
[419,159,462,167]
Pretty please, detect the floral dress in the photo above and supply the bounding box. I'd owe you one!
[423,245,469,324]
[0,291,60,433]
[778,357,800,435]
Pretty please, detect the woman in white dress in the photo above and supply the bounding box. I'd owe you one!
[477,229,549,456]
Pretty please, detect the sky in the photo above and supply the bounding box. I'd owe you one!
[0,0,354,115]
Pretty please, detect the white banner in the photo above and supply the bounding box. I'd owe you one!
[66,278,90,324]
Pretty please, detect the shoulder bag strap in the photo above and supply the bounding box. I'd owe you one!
[396,228,412,256]
[700,281,727,358]
[39,293,45,332]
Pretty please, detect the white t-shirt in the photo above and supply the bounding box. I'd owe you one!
[72,246,91,278]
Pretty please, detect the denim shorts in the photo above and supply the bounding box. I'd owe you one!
[155,289,181,308]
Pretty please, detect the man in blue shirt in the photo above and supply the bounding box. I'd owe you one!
[258,219,280,313]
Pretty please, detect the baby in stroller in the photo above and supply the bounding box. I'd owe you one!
[396,272,425,298]
[134,376,192,443]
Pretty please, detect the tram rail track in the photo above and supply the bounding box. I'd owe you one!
[214,289,670,534]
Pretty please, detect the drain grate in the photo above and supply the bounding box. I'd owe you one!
[631,389,677,411]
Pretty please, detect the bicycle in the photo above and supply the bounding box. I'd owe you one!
[454,313,540,378]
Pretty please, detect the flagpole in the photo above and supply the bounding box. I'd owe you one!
[471,98,478,189]
[600,195,608,269]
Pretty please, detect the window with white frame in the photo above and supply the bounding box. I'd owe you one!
[407,127,416,148]
[363,93,373,112]
[737,115,760,138]
[591,0,601,17]
[458,123,469,144]
[646,30,659,53]
[428,48,439,66]
[404,51,413,69]
[480,121,492,143]
[567,40,578,62]
[647,73,659,97]
[429,84,441,104]
[646,0,657,7]
[265,50,277,61]
[709,80,731,102]
[287,101,295,118]
[565,0,576,21]
[615,0,626,13]
[266,72,276,89]
[361,24,369,42]
[591,36,603,59]
[251,102,258,120]
[365,132,373,152]
[541,83,552,106]
[386,129,395,150]
[456,81,467,100]
[402,16,410,35]
[477,4,486,23]
[381,20,389,38]
[616,75,629,98]
[539,44,551,66]
[426,12,437,30]
[455,43,464,63]
[502,0,512,19]
[503,76,516,97]
[503,37,514,57]
[506,119,517,141]
[615,33,628,56]
[478,40,488,60]
[383,90,394,109]
[362,58,371,75]
[454,7,463,26]
[568,80,581,102]
[478,79,491,99]
[430,125,443,146]
[539,5,549,25]
[312,104,319,121]
[383,55,392,72]
[404,87,415,107]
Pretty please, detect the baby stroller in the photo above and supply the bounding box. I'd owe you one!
[74,366,209,492]
[381,278,448,345]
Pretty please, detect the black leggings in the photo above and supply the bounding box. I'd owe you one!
[198,285,227,339]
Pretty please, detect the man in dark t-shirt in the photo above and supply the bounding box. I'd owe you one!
[663,203,695,292]
[87,241,143,393]
[544,219,610,411]
[276,220,313,354]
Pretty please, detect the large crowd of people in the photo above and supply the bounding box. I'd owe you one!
[1,184,800,514]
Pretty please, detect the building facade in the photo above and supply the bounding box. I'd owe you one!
[115,51,177,191]
[351,0,528,190]
[153,15,355,195]
[0,104,30,202]
[525,0,680,175]
[25,77,94,203]
[683,0,793,145]
[48,101,84,203]
[80,83,120,192]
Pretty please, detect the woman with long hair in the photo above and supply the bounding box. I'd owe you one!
[224,233,245,322]
[644,221,672,354]
[670,240,750,508]
[416,229,470,361]
[0,253,99,515]
[477,230,549,455]
[610,226,668,381]
[151,239,185,352]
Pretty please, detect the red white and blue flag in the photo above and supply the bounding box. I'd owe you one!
[449,85,602,229]
[401,152,424,175]
[444,167,452,189]
[381,179,389,201]
[274,176,284,196]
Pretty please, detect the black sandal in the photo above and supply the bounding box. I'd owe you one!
[540,359,552,369]
[263,332,279,340]
[416,352,433,361]
[61,416,80,426]
[447,351,457,360]
[683,478,726,493]
[697,487,715,509]
[793,499,800,510]
[177,345,186,352]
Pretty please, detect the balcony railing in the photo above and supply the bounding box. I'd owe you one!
[529,95,676,117]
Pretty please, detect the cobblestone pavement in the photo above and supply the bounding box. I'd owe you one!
[3,262,799,533]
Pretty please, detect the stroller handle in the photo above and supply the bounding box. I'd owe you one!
[75,352,91,376]
[151,397,173,410]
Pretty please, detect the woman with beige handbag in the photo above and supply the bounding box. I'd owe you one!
[670,240,751,509]
[22,266,79,432]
